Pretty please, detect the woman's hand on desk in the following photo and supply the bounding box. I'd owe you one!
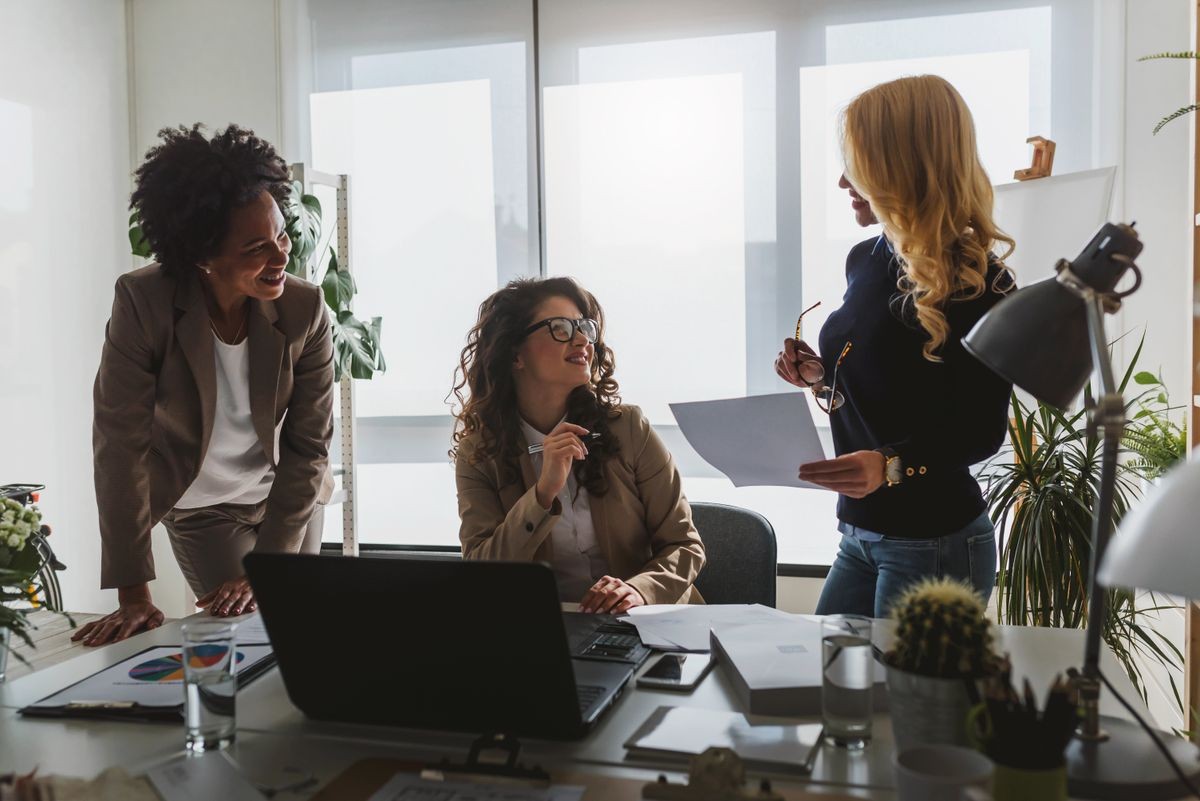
[534,422,591,509]
[71,585,165,646]
[799,451,886,498]
[775,338,826,390]
[196,575,256,617]
[579,576,646,614]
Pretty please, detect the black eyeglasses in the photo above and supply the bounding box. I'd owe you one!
[523,317,599,344]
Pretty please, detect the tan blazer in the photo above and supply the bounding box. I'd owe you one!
[93,264,334,588]
[456,405,705,605]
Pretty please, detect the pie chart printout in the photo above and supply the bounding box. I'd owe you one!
[128,646,247,682]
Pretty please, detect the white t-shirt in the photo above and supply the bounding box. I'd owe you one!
[175,334,275,509]
[521,418,610,602]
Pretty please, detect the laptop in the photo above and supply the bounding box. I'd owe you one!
[243,553,650,740]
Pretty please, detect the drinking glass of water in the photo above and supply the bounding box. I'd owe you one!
[181,620,239,753]
[821,615,873,749]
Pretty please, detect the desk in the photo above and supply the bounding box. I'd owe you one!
[0,615,1165,800]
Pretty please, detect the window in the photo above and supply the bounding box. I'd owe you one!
[297,0,1118,565]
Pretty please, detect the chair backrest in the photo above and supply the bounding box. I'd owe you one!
[690,501,778,607]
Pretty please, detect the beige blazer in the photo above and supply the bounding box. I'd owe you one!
[456,405,705,605]
[93,264,334,588]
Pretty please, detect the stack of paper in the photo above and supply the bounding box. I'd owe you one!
[621,604,795,651]
[624,705,822,773]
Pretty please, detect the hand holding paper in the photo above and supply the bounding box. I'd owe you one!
[669,392,829,490]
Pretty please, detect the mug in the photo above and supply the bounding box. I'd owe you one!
[893,744,994,801]
[965,704,1069,801]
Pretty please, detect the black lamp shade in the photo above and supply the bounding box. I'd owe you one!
[962,277,1091,410]
[962,222,1144,411]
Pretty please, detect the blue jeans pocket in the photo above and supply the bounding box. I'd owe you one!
[967,530,997,603]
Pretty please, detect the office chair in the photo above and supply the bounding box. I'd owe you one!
[690,501,777,607]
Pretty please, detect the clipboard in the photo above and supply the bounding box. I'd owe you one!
[18,643,276,723]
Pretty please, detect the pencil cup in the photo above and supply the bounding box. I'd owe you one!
[820,615,873,749]
[893,745,994,801]
[181,620,238,753]
[992,763,1067,801]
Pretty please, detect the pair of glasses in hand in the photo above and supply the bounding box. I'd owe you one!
[793,302,848,414]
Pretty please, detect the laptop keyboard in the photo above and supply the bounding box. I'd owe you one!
[576,684,607,715]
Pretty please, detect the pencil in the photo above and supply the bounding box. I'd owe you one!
[527,432,601,455]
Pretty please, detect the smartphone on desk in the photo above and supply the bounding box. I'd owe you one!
[636,653,713,692]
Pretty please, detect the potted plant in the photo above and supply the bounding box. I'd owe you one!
[0,498,47,682]
[977,339,1184,711]
[884,577,999,749]
[1121,369,1187,484]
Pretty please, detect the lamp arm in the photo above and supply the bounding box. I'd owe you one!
[1076,292,1126,742]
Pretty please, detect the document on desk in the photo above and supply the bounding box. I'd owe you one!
[146,752,267,801]
[24,644,274,709]
[621,604,796,652]
[625,705,823,773]
[669,392,828,489]
[367,773,584,801]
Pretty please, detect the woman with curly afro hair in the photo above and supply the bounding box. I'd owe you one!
[75,124,334,646]
[451,277,705,612]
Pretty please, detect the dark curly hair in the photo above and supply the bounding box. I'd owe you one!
[450,277,622,496]
[130,124,291,275]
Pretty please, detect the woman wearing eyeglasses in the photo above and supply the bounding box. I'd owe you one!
[775,75,1015,617]
[452,277,705,613]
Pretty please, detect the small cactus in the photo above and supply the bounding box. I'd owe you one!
[886,578,997,679]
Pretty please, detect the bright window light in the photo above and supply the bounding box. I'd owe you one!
[544,73,747,423]
[311,79,499,418]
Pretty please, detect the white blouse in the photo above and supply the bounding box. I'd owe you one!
[521,418,611,602]
[175,335,275,509]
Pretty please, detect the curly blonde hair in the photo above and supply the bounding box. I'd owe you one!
[841,75,1015,361]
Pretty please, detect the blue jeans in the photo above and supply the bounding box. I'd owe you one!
[814,512,997,618]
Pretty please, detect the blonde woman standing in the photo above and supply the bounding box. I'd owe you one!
[775,75,1015,617]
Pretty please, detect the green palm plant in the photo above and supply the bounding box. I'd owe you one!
[977,337,1184,710]
[1139,51,1200,135]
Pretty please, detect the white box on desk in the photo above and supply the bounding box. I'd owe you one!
[710,617,888,717]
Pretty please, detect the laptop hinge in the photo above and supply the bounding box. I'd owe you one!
[427,733,551,784]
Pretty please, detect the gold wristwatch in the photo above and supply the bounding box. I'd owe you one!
[877,447,903,487]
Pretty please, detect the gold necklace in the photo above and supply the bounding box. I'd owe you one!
[210,306,249,345]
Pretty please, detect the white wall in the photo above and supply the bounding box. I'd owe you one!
[0,0,131,615]
[1113,0,1194,734]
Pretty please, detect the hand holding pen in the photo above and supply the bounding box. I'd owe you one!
[532,423,597,510]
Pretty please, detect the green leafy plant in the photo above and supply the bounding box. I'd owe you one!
[887,578,997,679]
[1122,370,1187,480]
[1139,51,1200,135]
[977,337,1184,710]
[127,181,386,382]
[281,182,385,381]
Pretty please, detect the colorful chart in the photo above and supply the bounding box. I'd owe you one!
[128,647,246,682]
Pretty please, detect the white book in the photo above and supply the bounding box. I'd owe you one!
[624,705,822,774]
[710,617,887,717]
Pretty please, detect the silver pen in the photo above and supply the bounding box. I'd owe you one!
[527,432,601,455]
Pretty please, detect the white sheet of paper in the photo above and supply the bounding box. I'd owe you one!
[232,612,271,645]
[669,392,828,489]
[30,644,274,707]
[621,604,796,652]
[368,773,585,801]
[146,752,266,801]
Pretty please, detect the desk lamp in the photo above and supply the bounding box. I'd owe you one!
[962,222,1200,799]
